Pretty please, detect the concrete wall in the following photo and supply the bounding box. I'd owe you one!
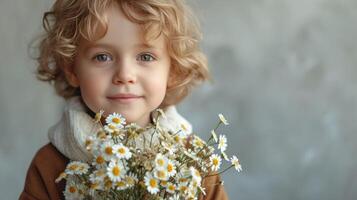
[1,0,357,199]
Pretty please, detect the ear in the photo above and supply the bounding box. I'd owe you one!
[63,65,79,87]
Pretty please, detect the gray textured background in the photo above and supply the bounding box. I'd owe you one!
[1,0,357,199]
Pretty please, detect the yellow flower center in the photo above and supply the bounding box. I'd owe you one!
[118,148,125,154]
[180,185,187,192]
[109,124,116,130]
[157,159,164,166]
[179,178,188,183]
[112,118,121,124]
[96,156,105,164]
[149,179,157,187]
[167,164,173,172]
[156,170,166,179]
[69,186,77,193]
[213,158,219,166]
[112,166,121,176]
[168,184,176,191]
[161,181,168,186]
[105,147,113,155]
[68,164,78,171]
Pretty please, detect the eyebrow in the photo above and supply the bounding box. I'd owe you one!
[134,43,154,49]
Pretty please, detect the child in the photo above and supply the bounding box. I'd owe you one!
[20,0,228,199]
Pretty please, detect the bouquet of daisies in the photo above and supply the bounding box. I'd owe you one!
[56,109,242,200]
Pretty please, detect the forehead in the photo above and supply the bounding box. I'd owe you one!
[78,5,167,51]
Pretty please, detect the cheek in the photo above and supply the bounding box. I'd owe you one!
[146,74,169,100]
[77,73,108,104]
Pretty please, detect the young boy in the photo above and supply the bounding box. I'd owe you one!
[20,0,228,199]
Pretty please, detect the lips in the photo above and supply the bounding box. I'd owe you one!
[108,93,141,98]
[107,93,143,102]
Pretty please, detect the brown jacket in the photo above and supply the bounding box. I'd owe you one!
[19,143,228,200]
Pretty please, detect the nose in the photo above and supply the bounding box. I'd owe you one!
[112,59,137,84]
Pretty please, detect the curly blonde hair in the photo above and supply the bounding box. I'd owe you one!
[37,0,209,107]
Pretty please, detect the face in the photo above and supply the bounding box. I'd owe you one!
[66,5,171,127]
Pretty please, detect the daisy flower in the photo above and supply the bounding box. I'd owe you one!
[160,180,168,187]
[105,113,126,128]
[100,141,116,161]
[154,169,169,181]
[125,173,138,187]
[115,180,128,190]
[144,172,160,194]
[231,155,242,172]
[89,168,106,183]
[166,182,177,194]
[154,153,168,170]
[104,124,119,134]
[209,154,222,171]
[192,136,206,150]
[218,134,227,153]
[176,175,189,185]
[178,182,189,195]
[218,113,229,125]
[115,143,132,159]
[77,162,90,174]
[64,183,83,200]
[166,160,177,177]
[65,161,89,175]
[92,154,106,168]
[106,159,126,182]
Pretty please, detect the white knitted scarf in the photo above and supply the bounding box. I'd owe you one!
[48,96,192,162]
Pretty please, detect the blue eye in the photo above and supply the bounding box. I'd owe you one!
[93,54,112,62]
[137,53,155,62]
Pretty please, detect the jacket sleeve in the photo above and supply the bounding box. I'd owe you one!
[199,174,229,200]
[19,161,51,200]
[19,144,67,200]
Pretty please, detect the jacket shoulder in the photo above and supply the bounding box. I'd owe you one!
[19,143,68,200]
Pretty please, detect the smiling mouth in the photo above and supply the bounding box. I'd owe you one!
[107,93,143,103]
